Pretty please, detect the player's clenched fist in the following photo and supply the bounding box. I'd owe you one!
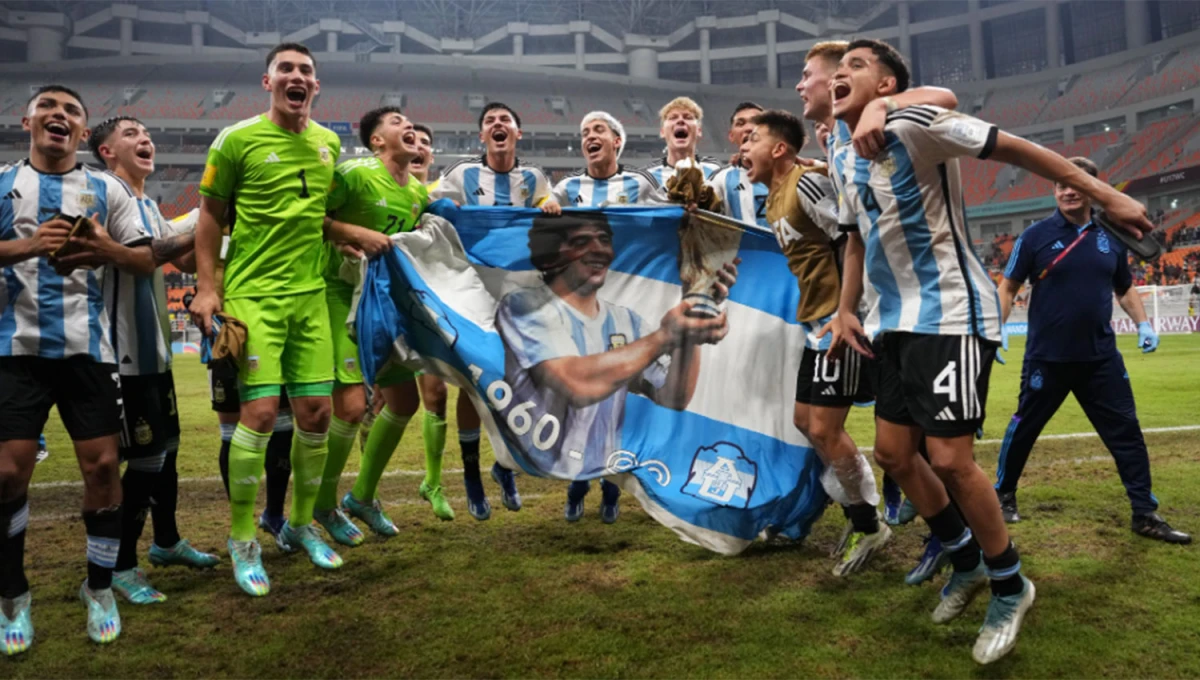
[188,288,222,337]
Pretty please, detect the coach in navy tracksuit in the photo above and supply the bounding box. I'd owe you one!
[993,157,1189,544]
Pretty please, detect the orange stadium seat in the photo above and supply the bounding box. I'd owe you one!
[977,85,1048,128]
[1037,60,1141,123]
[1131,119,1200,178]
[1103,115,1189,180]
[996,132,1118,201]
[1117,45,1200,108]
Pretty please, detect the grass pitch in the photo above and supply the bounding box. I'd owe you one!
[10,335,1200,678]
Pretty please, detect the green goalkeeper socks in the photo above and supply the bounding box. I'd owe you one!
[316,416,358,512]
[422,411,448,488]
[289,429,330,527]
[228,424,270,541]
[351,406,412,502]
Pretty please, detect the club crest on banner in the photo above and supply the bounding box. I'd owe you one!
[682,442,757,509]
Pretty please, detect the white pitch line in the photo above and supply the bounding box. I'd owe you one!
[28,424,1200,492]
[857,424,1200,452]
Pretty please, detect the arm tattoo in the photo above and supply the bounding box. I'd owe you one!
[151,232,196,266]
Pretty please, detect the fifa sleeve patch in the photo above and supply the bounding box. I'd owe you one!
[201,164,218,190]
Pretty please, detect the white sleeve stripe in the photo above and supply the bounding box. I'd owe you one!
[887,113,935,128]
[211,116,260,152]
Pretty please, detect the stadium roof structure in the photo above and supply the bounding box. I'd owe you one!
[1,0,893,41]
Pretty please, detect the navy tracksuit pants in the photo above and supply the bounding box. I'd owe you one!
[994,352,1158,516]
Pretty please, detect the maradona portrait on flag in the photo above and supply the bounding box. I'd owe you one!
[353,203,831,554]
[496,211,733,479]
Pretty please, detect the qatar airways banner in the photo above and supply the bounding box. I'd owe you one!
[1111,316,1200,334]
[351,203,844,555]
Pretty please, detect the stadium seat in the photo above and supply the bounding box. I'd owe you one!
[1037,60,1141,123]
[1117,45,1200,108]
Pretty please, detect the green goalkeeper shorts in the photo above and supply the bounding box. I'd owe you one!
[328,286,416,389]
[224,289,334,402]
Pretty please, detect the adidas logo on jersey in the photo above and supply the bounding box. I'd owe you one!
[574,195,584,204]
[934,406,956,421]
[473,187,486,196]
[376,198,387,207]
[264,152,281,164]
[821,386,837,396]
[734,183,746,192]
[2,188,21,201]
[1052,240,1064,250]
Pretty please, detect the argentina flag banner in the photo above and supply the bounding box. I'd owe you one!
[353,201,834,555]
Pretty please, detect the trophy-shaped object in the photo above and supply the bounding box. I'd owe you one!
[678,209,744,318]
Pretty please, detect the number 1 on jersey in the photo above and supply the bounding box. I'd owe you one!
[297,169,310,198]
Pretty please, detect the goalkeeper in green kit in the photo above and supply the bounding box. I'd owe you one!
[190,43,380,596]
[313,106,455,548]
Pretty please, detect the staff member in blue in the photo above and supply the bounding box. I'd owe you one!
[994,157,1189,544]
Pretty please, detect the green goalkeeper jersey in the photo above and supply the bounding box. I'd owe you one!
[200,114,342,299]
[324,156,430,293]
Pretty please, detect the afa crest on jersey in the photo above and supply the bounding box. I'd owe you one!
[1097,230,1110,254]
[616,194,629,204]
[608,333,627,349]
[78,189,97,211]
[134,418,154,446]
[877,155,897,178]
[319,147,332,165]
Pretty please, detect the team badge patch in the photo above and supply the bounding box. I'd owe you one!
[214,383,226,403]
[617,194,629,204]
[1030,369,1043,391]
[876,155,897,178]
[411,203,421,218]
[319,147,332,165]
[248,356,260,372]
[609,333,627,349]
[201,164,218,189]
[78,190,97,211]
[682,442,757,509]
[134,418,153,446]
[344,357,357,373]
[1096,230,1110,254]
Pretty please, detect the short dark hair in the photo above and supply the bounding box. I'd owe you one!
[1067,156,1099,178]
[265,42,315,71]
[528,212,612,282]
[27,84,88,120]
[478,102,520,131]
[845,38,910,93]
[413,122,434,145]
[359,106,404,151]
[87,116,142,164]
[751,109,807,152]
[729,101,763,125]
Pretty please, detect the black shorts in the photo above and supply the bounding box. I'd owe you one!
[209,363,289,414]
[795,346,875,407]
[119,372,181,459]
[0,356,122,441]
[873,332,997,438]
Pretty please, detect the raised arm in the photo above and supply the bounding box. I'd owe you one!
[988,133,1154,237]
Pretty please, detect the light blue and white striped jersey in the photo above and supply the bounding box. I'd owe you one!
[642,156,722,187]
[109,194,196,377]
[496,284,669,478]
[833,105,1002,341]
[0,160,152,362]
[550,166,661,207]
[431,155,550,207]
[708,164,769,229]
